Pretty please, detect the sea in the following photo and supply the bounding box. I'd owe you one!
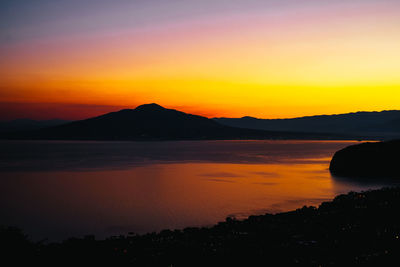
[0,140,396,241]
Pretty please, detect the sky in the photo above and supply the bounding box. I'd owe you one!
[1,0,400,120]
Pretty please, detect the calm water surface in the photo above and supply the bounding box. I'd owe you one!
[0,140,395,241]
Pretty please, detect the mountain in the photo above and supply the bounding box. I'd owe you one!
[0,119,71,132]
[329,139,400,179]
[380,117,400,132]
[2,104,349,141]
[214,110,400,139]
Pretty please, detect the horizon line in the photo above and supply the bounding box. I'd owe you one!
[1,102,400,122]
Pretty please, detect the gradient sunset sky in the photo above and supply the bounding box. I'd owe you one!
[1,0,400,120]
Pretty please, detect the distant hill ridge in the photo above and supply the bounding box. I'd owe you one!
[214,110,400,138]
[0,119,70,132]
[3,103,340,141]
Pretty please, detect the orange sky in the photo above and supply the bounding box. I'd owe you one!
[1,0,400,120]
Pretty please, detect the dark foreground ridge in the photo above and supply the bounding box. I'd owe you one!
[330,139,400,178]
[2,187,400,266]
[1,103,353,141]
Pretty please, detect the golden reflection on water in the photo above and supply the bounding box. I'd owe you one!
[2,140,392,241]
[1,157,383,240]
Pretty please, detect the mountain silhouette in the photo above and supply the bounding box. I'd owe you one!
[3,104,347,141]
[215,110,400,139]
[0,119,70,132]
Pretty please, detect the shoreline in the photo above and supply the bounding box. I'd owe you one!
[3,186,400,265]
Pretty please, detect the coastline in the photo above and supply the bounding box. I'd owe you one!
[3,186,400,266]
